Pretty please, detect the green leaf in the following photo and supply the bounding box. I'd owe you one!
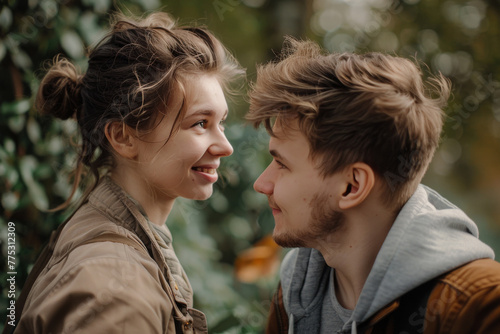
[27,179,49,210]
[27,116,41,143]
[0,147,8,161]
[47,136,64,154]
[78,12,107,45]
[1,99,31,115]
[3,138,16,156]
[210,191,229,212]
[7,114,26,133]
[19,155,49,210]
[0,42,6,62]
[5,165,19,186]
[34,163,53,180]
[82,0,112,13]
[19,155,36,183]
[0,163,19,187]
[11,47,32,69]
[61,30,85,59]
[135,0,160,11]
[0,7,13,31]
[1,192,19,211]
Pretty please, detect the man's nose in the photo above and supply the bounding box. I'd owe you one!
[254,164,274,195]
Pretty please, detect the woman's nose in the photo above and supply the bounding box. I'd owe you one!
[210,131,233,157]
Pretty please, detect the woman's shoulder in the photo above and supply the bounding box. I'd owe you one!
[21,209,168,330]
[51,204,135,257]
[20,249,172,334]
[39,201,162,292]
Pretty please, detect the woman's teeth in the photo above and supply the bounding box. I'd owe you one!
[193,167,216,174]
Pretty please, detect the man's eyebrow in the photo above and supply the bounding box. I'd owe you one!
[270,149,289,164]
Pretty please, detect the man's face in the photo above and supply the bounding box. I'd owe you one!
[253,120,346,248]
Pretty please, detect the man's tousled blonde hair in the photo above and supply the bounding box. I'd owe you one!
[247,37,451,209]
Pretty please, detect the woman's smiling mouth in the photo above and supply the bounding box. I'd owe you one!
[192,167,216,174]
[191,165,219,183]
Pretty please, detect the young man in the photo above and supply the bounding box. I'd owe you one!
[247,38,500,334]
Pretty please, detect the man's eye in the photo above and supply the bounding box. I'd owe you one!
[275,160,287,169]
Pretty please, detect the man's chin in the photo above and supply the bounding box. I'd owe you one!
[272,230,307,248]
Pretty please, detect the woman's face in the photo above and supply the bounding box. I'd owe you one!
[134,74,233,204]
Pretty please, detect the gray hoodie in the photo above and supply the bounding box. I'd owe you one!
[280,184,495,334]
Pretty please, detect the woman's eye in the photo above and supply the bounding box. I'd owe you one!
[219,118,226,129]
[194,120,207,128]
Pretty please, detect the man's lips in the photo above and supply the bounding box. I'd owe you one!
[271,208,281,215]
[268,199,281,214]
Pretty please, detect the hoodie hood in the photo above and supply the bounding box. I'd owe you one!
[352,185,494,324]
[281,184,495,333]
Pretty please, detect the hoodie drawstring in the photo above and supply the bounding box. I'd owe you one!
[351,320,357,334]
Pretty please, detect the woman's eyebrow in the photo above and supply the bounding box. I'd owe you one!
[185,109,228,118]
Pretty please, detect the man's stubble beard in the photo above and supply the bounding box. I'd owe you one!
[273,191,345,248]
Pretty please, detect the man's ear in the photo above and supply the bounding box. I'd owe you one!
[339,163,375,210]
[104,122,138,160]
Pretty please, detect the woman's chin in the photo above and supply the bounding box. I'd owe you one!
[185,189,213,201]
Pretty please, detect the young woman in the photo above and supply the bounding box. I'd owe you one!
[13,12,243,334]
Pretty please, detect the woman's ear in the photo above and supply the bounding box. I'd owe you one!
[339,163,375,210]
[104,122,138,160]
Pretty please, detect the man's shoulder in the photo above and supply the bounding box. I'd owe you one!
[440,258,500,292]
[421,259,500,333]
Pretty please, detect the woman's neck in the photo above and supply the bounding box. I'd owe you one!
[110,169,174,225]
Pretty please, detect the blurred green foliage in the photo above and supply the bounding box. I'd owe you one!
[1,0,500,333]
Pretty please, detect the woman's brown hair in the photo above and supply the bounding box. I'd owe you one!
[36,12,243,210]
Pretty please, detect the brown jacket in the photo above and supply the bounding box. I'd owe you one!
[266,258,500,334]
[15,177,207,334]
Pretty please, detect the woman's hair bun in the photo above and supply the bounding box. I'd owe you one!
[36,56,83,120]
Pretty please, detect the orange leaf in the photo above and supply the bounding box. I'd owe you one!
[234,235,281,283]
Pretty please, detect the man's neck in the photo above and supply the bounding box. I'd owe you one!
[314,204,396,310]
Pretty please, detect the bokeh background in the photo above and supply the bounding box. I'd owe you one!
[1,0,499,332]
